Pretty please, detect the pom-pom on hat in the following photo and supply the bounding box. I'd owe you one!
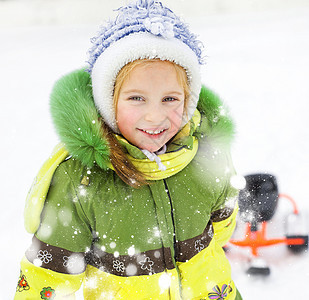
[87,0,204,133]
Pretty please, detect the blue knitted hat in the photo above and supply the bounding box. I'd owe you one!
[87,0,204,132]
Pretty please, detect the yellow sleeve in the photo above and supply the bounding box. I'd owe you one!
[14,256,84,299]
[212,202,239,247]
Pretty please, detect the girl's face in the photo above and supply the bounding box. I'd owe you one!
[116,61,185,152]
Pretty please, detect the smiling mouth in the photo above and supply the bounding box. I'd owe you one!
[138,128,167,136]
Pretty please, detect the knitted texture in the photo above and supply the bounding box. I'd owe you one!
[86,0,204,73]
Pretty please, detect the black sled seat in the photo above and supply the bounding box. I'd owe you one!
[238,173,279,228]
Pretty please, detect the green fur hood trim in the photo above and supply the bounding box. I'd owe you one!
[50,69,235,170]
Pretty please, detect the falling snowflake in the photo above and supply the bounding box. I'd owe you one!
[63,254,86,274]
[127,245,136,256]
[158,273,171,290]
[126,263,138,276]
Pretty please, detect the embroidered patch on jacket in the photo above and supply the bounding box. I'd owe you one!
[16,270,30,292]
[207,283,233,299]
[40,287,56,299]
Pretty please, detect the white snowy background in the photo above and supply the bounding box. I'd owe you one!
[1,0,309,299]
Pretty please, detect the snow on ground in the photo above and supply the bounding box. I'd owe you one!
[1,6,309,300]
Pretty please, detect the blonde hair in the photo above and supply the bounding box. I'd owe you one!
[104,59,190,188]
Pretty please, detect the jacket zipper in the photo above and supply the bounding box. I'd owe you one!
[163,179,178,260]
[163,179,183,299]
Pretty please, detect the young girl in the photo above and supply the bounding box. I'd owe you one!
[15,0,242,299]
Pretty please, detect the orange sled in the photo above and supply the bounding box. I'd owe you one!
[229,174,308,275]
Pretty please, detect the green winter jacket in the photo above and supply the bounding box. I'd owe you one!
[15,69,241,300]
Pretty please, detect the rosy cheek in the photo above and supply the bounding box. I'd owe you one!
[117,106,139,133]
[124,110,140,127]
[171,107,184,127]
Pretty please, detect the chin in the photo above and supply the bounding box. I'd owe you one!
[142,144,163,153]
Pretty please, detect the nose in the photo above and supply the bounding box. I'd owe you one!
[144,102,167,125]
